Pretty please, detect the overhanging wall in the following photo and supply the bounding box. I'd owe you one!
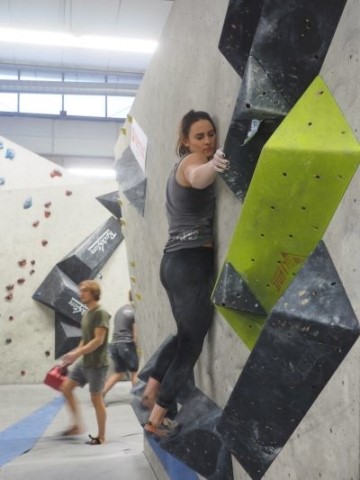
[114,0,360,478]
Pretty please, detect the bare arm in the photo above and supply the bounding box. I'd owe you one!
[63,327,107,364]
[179,150,229,189]
[132,322,137,346]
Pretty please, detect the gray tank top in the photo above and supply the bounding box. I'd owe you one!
[164,156,215,252]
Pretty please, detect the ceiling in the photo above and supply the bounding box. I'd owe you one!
[0,0,173,74]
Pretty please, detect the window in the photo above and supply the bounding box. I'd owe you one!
[107,96,134,118]
[0,67,137,119]
[20,71,62,81]
[20,94,62,115]
[0,93,17,112]
[64,72,105,83]
[0,69,18,80]
[64,95,105,117]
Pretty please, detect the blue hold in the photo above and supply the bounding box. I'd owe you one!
[23,196,33,209]
[0,177,5,186]
[5,148,15,160]
[0,141,3,149]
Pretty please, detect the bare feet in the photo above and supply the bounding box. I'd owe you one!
[61,425,84,436]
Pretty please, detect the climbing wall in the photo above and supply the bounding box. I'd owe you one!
[115,0,360,479]
[0,135,130,384]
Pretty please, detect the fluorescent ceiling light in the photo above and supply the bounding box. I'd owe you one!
[0,28,157,54]
[67,167,116,179]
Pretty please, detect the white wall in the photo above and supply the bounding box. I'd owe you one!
[0,135,130,384]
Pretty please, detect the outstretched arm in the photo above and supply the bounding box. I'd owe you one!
[180,149,229,189]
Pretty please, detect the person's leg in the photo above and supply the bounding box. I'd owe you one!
[61,367,85,434]
[91,392,106,443]
[103,343,126,396]
[88,366,108,444]
[142,335,178,408]
[146,248,214,432]
[103,372,125,396]
[130,370,138,386]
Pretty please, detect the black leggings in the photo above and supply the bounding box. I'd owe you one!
[152,247,214,409]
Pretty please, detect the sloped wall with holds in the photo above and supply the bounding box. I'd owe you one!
[0,135,130,384]
[114,0,360,479]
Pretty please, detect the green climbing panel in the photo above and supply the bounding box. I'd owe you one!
[215,76,360,349]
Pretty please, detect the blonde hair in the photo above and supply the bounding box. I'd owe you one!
[79,280,101,301]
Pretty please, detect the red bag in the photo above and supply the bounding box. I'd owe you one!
[44,365,68,391]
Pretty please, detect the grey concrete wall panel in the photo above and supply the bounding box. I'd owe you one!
[115,146,147,216]
[219,0,348,200]
[216,241,360,479]
[212,262,267,315]
[56,216,123,285]
[54,314,81,358]
[96,191,122,219]
[33,266,86,326]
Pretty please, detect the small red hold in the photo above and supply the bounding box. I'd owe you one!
[44,210,51,218]
[44,202,52,208]
[41,240,48,247]
[50,169,63,178]
[29,269,35,275]
[32,220,40,228]
[5,293,13,301]
[6,284,14,291]
[18,259,26,267]
[17,278,25,285]
[8,315,14,321]
[65,190,72,196]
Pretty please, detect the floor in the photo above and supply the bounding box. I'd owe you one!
[0,382,157,480]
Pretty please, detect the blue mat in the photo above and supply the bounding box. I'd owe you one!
[0,395,64,466]
[148,436,199,480]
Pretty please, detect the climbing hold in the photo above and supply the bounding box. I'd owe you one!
[29,269,35,275]
[18,259,26,267]
[6,284,14,291]
[32,220,40,227]
[20,370,26,376]
[23,196,33,209]
[44,202,52,208]
[44,210,51,218]
[5,293,13,301]
[0,141,3,149]
[5,148,15,159]
[65,190,72,196]
[0,177,5,186]
[135,293,142,301]
[41,240,48,247]
[5,338,12,345]
[130,276,136,283]
[8,316,14,321]
[45,350,50,357]
[31,260,36,265]
[50,169,63,177]
[17,278,25,285]
[130,260,136,267]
